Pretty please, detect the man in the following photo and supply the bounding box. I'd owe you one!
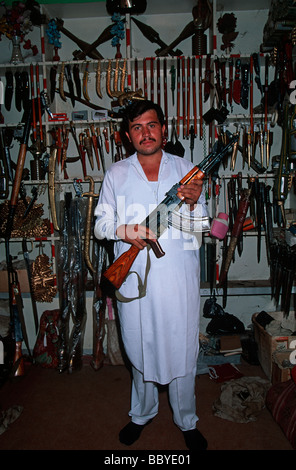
[94,100,208,450]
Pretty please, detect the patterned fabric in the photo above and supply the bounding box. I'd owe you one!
[266,368,296,449]
[33,309,60,368]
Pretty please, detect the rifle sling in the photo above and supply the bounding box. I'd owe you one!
[115,247,151,303]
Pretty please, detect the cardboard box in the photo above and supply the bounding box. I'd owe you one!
[271,350,293,384]
[252,312,296,380]
[0,260,30,292]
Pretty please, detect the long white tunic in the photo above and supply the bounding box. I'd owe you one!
[94,151,209,384]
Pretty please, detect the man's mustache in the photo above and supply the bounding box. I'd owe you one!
[140,137,156,144]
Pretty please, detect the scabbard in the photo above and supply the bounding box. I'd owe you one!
[163,58,168,137]
[90,124,100,170]
[219,188,251,287]
[95,61,102,98]
[48,146,60,231]
[182,57,186,139]
[73,64,81,98]
[83,176,99,273]
[84,129,94,170]
[143,58,148,98]
[96,127,105,173]
[14,72,23,112]
[176,57,181,137]
[5,71,13,111]
[22,239,39,334]
[21,71,30,111]
[190,58,197,137]
[83,62,90,101]
[50,66,57,103]
[59,62,67,102]
[199,57,203,139]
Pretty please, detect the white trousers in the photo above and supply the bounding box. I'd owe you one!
[129,366,198,432]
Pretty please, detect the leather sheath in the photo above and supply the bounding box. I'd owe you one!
[21,71,30,111]
[5,71,13,111]
[48,147,59,231]
[65,64,75,106]
[14,72,23,112]
[73,64,81,98]
[240,63,249,110]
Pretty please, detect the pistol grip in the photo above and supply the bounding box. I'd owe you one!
[146,239,165,258]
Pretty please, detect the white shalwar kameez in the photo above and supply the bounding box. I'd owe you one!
[94,150,209,430]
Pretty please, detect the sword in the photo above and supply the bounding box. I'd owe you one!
[82,176,99,274]
[90,124,101,170]
[22,238,39,334]
[84,129,94,170]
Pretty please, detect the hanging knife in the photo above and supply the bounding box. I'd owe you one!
[20,71,30,112]
[95,61,102,99]
[96,127,105,173]
[228,58,233,111]
[83,62,91,102]
[176,57,181,137]
[163,58,168,137]
[69,121,85,175]
[103,127,109,154]
[78,133,87,177]
[252,53,263,95]
[84,129,94,170]
[50,65,57,103]
[73,63,81,99]
[48,146,59,231]
[204,54,212,103]
[143,58,148,98]
[22,238,39,334]
[199,56,203,140]
[192,57,197,137]
[240,62,249,110]
[5,71,13,111]
[233,59,241,105]
[150,58,154,102]
[170,64,176,106]
[106,59,112,98]
[120,58,127,92]
[82,176,99,274]
[59,62,67,102]
[90,124,100,170]
[65,64,75,107]
[14,71,23,112]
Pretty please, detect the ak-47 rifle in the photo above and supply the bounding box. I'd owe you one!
[103,132,239,290]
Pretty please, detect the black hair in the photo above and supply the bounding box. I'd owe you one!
[119,100,165,155]
[120,100,165,135]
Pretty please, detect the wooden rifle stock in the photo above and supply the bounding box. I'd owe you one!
[103,244,140,290]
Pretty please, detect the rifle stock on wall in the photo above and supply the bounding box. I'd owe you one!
[103,132,239,290]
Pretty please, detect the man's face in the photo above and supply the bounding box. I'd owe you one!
[126,109,165,156]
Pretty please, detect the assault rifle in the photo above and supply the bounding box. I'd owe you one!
[103,131,239,290]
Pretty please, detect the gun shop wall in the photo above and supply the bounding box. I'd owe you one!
[0,0,295,368]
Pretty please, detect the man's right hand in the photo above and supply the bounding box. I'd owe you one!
[116,224,156,250]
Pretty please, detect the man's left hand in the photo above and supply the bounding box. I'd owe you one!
[177,180,203,210]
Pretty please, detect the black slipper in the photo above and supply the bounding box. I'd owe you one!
[119,420,151,446]
[183,429,208,450]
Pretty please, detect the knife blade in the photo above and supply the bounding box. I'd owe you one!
[232,59,241,105]
[65,64,75,107]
